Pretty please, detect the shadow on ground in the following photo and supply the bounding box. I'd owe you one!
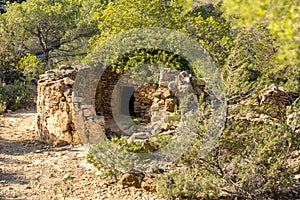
[0,171,28,185]
[0,138,50,156]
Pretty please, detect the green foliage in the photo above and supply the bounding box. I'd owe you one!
[221,0,300,67]
[86,134,174,177]
[156,110,298,199]
[222,26,300,100]
[0,101,6,114]
[86,145,120,179]
[111,136,148,153]
[87,0,232,72]
[86,146,104,171]
[149,134,173,150]
[0,0,100,68]
[164,114,181,124]
[110,49,190,74]
[129,118,140,126]
[0,81,34,111]
[0,0,105,111]
[184,4,232,67]
[222,28,274,98]
[17,54,45,83]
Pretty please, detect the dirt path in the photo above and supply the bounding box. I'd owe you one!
[0,110,163,200]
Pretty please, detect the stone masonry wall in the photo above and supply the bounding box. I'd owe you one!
[36,65,120,145]
[95,68,122,119]
[36,65,207,145]
[36,65,80,146]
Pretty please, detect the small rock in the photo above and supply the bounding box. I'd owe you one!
[45,70,56,74]
[160,130,175,136]
[161,123,170,131]
[53,140,68,147]
[162,90,172,99]
[32,159,43,165]
[142,178,156,193]
[165,98,177,112]
[59,65,68,70]
[153,93,162,98]
[25,186,32,190]
[128,132,151,142]
[63,173,74,181]
[35,149,42,153]
[119,173,144,188]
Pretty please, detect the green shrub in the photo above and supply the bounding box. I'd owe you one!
[86,136,149,179]
[130,118,141,126]
[86,134,174,177]
[0,81,34,111]
[0,101,6,114]
[86,146,120,180]
[16,54,45,84]
[164,113,181,124]
[155,115,298,199]
[111,136,148,153]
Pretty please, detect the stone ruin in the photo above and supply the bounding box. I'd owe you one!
[36,65,207,146]
[36,65,300,146]
[36,65,80,146]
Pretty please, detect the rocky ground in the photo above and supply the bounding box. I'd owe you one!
[0,110,165,200]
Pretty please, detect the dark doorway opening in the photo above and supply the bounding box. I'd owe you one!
[120,86,135,116]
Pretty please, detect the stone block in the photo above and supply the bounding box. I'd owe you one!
[162,89,172,99]
[165,98,177,112]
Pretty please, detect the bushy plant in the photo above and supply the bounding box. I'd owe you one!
[111,136,148,153]
[16,54,45,84]
[0,81,34,111]
[86,146,120,180]
[155,110,298,199]
[0,101,6,114]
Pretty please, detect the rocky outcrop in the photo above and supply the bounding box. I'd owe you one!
[259,84,299,119]
[228,84,299,126]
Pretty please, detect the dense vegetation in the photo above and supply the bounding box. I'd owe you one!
[1,0,299,199]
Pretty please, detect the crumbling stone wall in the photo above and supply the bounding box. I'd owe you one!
[36,65,207,145]
[36,65,80,146]
[36,65,120,145]
[133,84,157,123]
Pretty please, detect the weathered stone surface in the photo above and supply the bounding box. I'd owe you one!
[36,65,81,145]
[36,65,108,145]
[95,67,122,119]
[162,89,172,99]
[165,98,177,112]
